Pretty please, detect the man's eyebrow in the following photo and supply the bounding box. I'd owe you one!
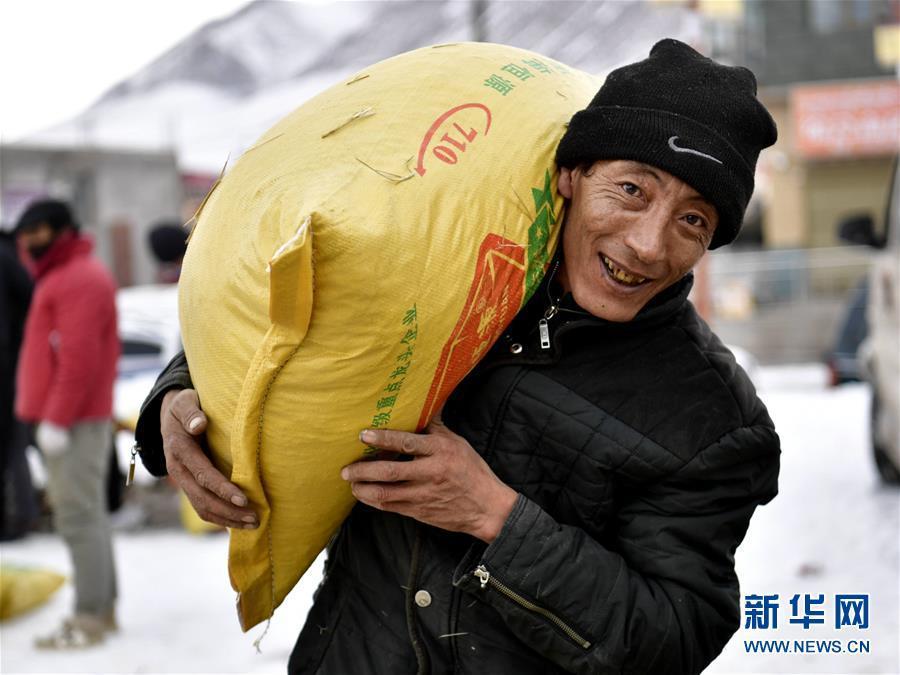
[684,193,716,210]
[616,162,714,209]
[621,162,663,184]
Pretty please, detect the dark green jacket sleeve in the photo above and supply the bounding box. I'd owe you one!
[453,423,780,675]
[134,349,193,477]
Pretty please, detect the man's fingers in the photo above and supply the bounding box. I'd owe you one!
[360,429,434,456]
[176,440,252,510]
[161,419,250,507]
[341,459,421,484]
[349,481,417,511]
[167,457,257,528]
[168,388,208,435]
[160,387,253,526]
[173,470,258,529]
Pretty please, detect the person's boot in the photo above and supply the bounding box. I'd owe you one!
[34,611,116,649]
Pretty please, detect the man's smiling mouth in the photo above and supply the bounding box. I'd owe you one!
[600,254,648,287]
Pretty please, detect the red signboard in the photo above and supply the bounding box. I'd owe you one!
[792,80,900,159]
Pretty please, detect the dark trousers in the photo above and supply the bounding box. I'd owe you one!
[0,417,38,541]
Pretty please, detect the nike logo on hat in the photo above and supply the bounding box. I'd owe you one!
[668,136,723,164]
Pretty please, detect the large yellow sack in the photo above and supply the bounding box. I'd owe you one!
[0,565,66,621]
[179,42,599,630]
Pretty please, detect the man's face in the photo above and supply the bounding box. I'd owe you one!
[16,222,57,259]
[557,160,718,322]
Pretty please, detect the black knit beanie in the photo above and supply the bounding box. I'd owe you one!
[13,199,78,234]
[148,222,188,263]
[556,39,777,249]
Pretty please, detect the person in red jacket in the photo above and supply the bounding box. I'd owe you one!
[14,199,120,649]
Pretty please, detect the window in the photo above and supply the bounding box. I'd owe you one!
[809,0,844,32]
[808,0,881,33]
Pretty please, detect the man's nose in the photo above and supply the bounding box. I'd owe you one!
[624,207,669,265]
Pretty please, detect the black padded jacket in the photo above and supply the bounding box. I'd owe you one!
[135,272,780,675]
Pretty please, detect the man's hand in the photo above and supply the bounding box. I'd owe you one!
[161,389,258,529]
[341,414,517,543]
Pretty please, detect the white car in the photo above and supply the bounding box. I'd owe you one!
[844,158,900,484]
[113,284,180,483]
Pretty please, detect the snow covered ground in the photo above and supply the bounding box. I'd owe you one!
[708,367,900,675]
[1,365,898,674]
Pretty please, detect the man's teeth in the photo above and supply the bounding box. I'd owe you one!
[602,256,646,286]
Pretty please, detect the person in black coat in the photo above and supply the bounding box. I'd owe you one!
[134,40,781,673]
[0,227,37,540]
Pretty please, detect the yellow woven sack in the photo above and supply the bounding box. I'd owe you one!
[179,42,599,630]
[0,565,66,620]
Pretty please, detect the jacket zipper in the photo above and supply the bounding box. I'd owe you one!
[473,565,592,649]
[538,258,561,350]
[538,304,558,350]
[126,442,139,486]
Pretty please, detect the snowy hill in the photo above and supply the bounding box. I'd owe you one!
[100,0,375,100]
[22,0,700,173]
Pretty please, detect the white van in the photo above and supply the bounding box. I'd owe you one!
[846,159,900,484]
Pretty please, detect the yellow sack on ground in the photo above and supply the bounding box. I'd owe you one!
[0,565,66,621]
[179,42,599,630]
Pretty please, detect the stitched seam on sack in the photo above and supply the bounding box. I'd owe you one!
[255,343,302,624]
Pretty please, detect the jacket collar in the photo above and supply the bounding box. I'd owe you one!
[562,274,693,332]
[474,249,695,372]
[521,246,693,334]
[29,230,93,281]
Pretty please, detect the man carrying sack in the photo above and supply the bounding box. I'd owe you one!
[136,40,780,674]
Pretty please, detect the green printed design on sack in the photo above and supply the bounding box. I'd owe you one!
[483,73,516,96]
[523,58,553,74]
[501,63,534,82]
[364,305,419,453]
[482,56,569,96]
[525,170,557,299]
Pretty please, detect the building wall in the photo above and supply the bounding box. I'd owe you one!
[0,145,182,286]
[806,157,895,247]
[742,1,898,249]
[761,97,809,247]
[761,97,896,249]
[699,1,896,360]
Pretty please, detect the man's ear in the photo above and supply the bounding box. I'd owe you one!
[557,167,574,199]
